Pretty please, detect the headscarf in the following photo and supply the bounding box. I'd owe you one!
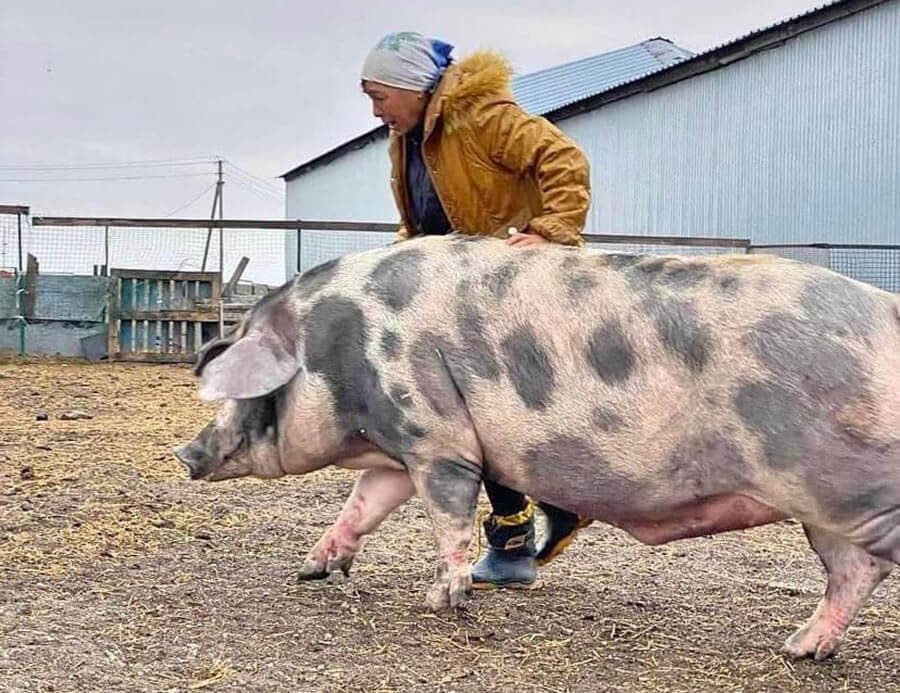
[360,32,454,92]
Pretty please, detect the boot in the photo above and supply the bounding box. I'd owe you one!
[534,501,594,566]
[470,504,538,590]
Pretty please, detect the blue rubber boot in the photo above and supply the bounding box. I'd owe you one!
[471,509,537,590]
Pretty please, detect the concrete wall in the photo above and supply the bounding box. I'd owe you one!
[0,275,108,357]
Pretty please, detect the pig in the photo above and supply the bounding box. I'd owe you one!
[175,233,900,661]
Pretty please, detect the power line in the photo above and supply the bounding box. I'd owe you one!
[0,172,215,182]
[227,176,284,202]
[224,167,284,199]
[0,157,218,171]
[223,165,283,198]
[227,177,285,205]
[162,182,219,217]
[222,159,282,191]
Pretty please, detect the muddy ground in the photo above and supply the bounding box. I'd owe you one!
[1,358,898,693]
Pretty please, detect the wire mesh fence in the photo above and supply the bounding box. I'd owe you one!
[749,244,900,293]
[1,206,896,359]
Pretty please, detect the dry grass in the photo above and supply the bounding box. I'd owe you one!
[1,357,899,692]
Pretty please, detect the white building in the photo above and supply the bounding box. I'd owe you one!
[281,0,899,291]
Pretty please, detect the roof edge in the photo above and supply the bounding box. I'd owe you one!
[281,125,388,181]
[544,0,890,122]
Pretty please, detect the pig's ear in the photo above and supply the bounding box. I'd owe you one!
[193,333,236,376]
[198,331,299,401]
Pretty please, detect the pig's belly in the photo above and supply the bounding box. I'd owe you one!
[606,493,788,545]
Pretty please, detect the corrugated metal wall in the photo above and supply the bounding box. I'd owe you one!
[566,0,899,244]
[285,136,396,276]
[285,0,899,278]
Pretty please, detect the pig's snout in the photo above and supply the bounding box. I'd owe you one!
[174,445,208,480]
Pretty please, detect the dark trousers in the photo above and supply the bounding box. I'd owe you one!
[484,478,529,516]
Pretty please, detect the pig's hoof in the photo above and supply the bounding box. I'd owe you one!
[328,554,355,577]
[297,560,330,581]
[782,624,843,661]
[425,576,471,612]
[298,552,355,582]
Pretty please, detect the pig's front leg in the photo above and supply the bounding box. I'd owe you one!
[298,467,414,580]
[410,457,482,612]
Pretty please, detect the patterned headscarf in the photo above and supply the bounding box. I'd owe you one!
[360,31,454,91]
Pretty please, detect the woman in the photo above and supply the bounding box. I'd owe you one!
[360,32,593,590]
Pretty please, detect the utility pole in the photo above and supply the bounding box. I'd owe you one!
[201,159,224,272]
[216,159,225,336]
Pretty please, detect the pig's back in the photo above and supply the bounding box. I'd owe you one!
[374,236,900,518]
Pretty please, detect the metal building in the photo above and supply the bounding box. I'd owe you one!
[281,0,899,278]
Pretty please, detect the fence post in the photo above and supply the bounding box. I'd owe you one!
[297,226,303,276]
[16,211,25,355]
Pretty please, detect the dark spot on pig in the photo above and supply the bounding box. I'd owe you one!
[636,257,670,274]
[833,485,891,517]
[523,436,645,515]
[718,274,739,291]
[483,261,519,298]
[587,320,635,385]
[604,254,642,270]
[365,249,425,311]
[456,279,472,300]
[799,274,877,339]
[561,254,580,271]
[734,380,812,469]
[404,422,427,439]
[592,407,624,432]
[666,434,747,497]
[381,330,401,360]
[746,313,863,398]
[426,458,482,516]
[501,327,555,410]
[409,333,465,419]
[456,303,500,381]
[304,296,406,449]
[806,447,900,533]
[565,273,596,300]
[670,262,710,287]
[295,257,341,299]
[652,299,712,372]
[640,258,711,287]
[516,248,542,264]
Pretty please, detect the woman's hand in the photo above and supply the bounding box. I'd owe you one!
[505,229,550,247]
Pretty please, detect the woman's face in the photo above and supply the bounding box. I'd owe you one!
[362,80,428,135]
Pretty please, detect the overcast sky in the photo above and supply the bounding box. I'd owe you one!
[1,0,825,219]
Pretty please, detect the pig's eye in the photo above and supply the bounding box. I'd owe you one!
[223,432,246,459]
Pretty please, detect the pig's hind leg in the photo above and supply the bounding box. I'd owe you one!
[298,468,415,580]
[783,524,893,660]
[407,455,483,612]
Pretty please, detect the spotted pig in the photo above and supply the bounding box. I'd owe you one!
[175,233,900,661]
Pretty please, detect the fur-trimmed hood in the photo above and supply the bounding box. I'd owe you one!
[433,51,516,126]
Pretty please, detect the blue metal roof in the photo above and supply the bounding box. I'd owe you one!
[512,38,694,115]
[283,38,695,180]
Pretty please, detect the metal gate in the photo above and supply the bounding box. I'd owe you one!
[107,269,223,363]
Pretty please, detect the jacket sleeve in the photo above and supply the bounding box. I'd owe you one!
[481,103,591,246]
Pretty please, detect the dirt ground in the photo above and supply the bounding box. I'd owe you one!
[1,358,899,693]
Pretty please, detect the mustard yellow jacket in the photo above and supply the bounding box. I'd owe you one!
[389,52,591,246]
